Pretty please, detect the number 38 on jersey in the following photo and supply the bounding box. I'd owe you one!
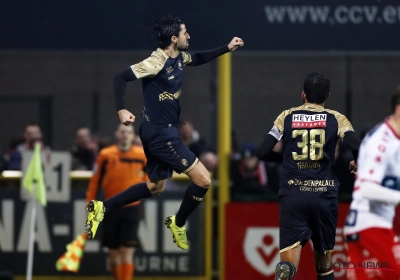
[292,129,326,161]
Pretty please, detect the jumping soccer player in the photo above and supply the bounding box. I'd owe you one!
[257,72,360,280]
[344,94,400,280]
[85,15,244,250]
[86,124,147,280]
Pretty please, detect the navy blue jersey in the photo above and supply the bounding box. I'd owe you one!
[274,104,354,197]
[130,49,192,126]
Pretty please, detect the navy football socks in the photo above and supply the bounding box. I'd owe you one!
[103,182,151,211]
[175,183,209,227]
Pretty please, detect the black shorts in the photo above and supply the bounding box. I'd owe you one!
[139,122,198,181]
[279,195,338,254]
[102,206,140,249]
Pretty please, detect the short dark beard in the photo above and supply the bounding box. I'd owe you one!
[178,46,189,51]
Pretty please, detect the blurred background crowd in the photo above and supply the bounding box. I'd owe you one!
[0,113,380,200]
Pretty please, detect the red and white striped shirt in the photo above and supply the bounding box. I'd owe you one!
[344,120,400,235]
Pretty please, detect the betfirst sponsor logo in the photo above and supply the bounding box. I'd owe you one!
[243,227,280,276]
[292,113,327,128]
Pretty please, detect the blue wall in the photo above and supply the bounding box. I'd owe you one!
[1,0,400,51]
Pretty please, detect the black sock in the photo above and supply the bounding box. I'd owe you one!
[103,182,151,211]
[317,271,334,280]
[276,261,296,279]
[175,183,208,227]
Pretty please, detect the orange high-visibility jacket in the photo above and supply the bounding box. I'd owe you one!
[86,145,148,206]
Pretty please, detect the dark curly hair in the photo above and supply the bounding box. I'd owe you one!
[151,15,183,49]
[303,72,330,104]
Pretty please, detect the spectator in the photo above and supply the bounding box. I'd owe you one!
[92,132,113,151]
[6,124,47,170]
[231,143,279,200]
[71,127,98,170]
[179,116,218,171]
[199,152,218,173]
[179,116,214,157]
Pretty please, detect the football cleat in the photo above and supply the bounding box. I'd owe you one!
[85,200,105,240]
[165,215,188,250]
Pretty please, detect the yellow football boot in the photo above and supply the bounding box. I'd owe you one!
[85,200,105,239]
[165,215,188,250]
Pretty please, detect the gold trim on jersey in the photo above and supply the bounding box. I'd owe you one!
[183,158,199,174]
[159,90,182,101]
[274,103,354,138]
[280,241,301,253]
[130,48,169,79]
[274,108,294,134]
[324,109,354,139]
[182,51,192,66]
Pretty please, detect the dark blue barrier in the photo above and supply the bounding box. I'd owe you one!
[1,0,400,51]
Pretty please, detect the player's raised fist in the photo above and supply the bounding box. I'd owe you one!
[228,37,244,51]
[118,109,135,126]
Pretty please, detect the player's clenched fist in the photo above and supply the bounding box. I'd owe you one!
[118,109,135,126]
[228,37,244,51]
[349,160,357,174]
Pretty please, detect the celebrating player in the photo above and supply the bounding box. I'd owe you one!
[86,124,147,280]
[257,72,360,280]
[344,94,400,280]
[84,14,244,250]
